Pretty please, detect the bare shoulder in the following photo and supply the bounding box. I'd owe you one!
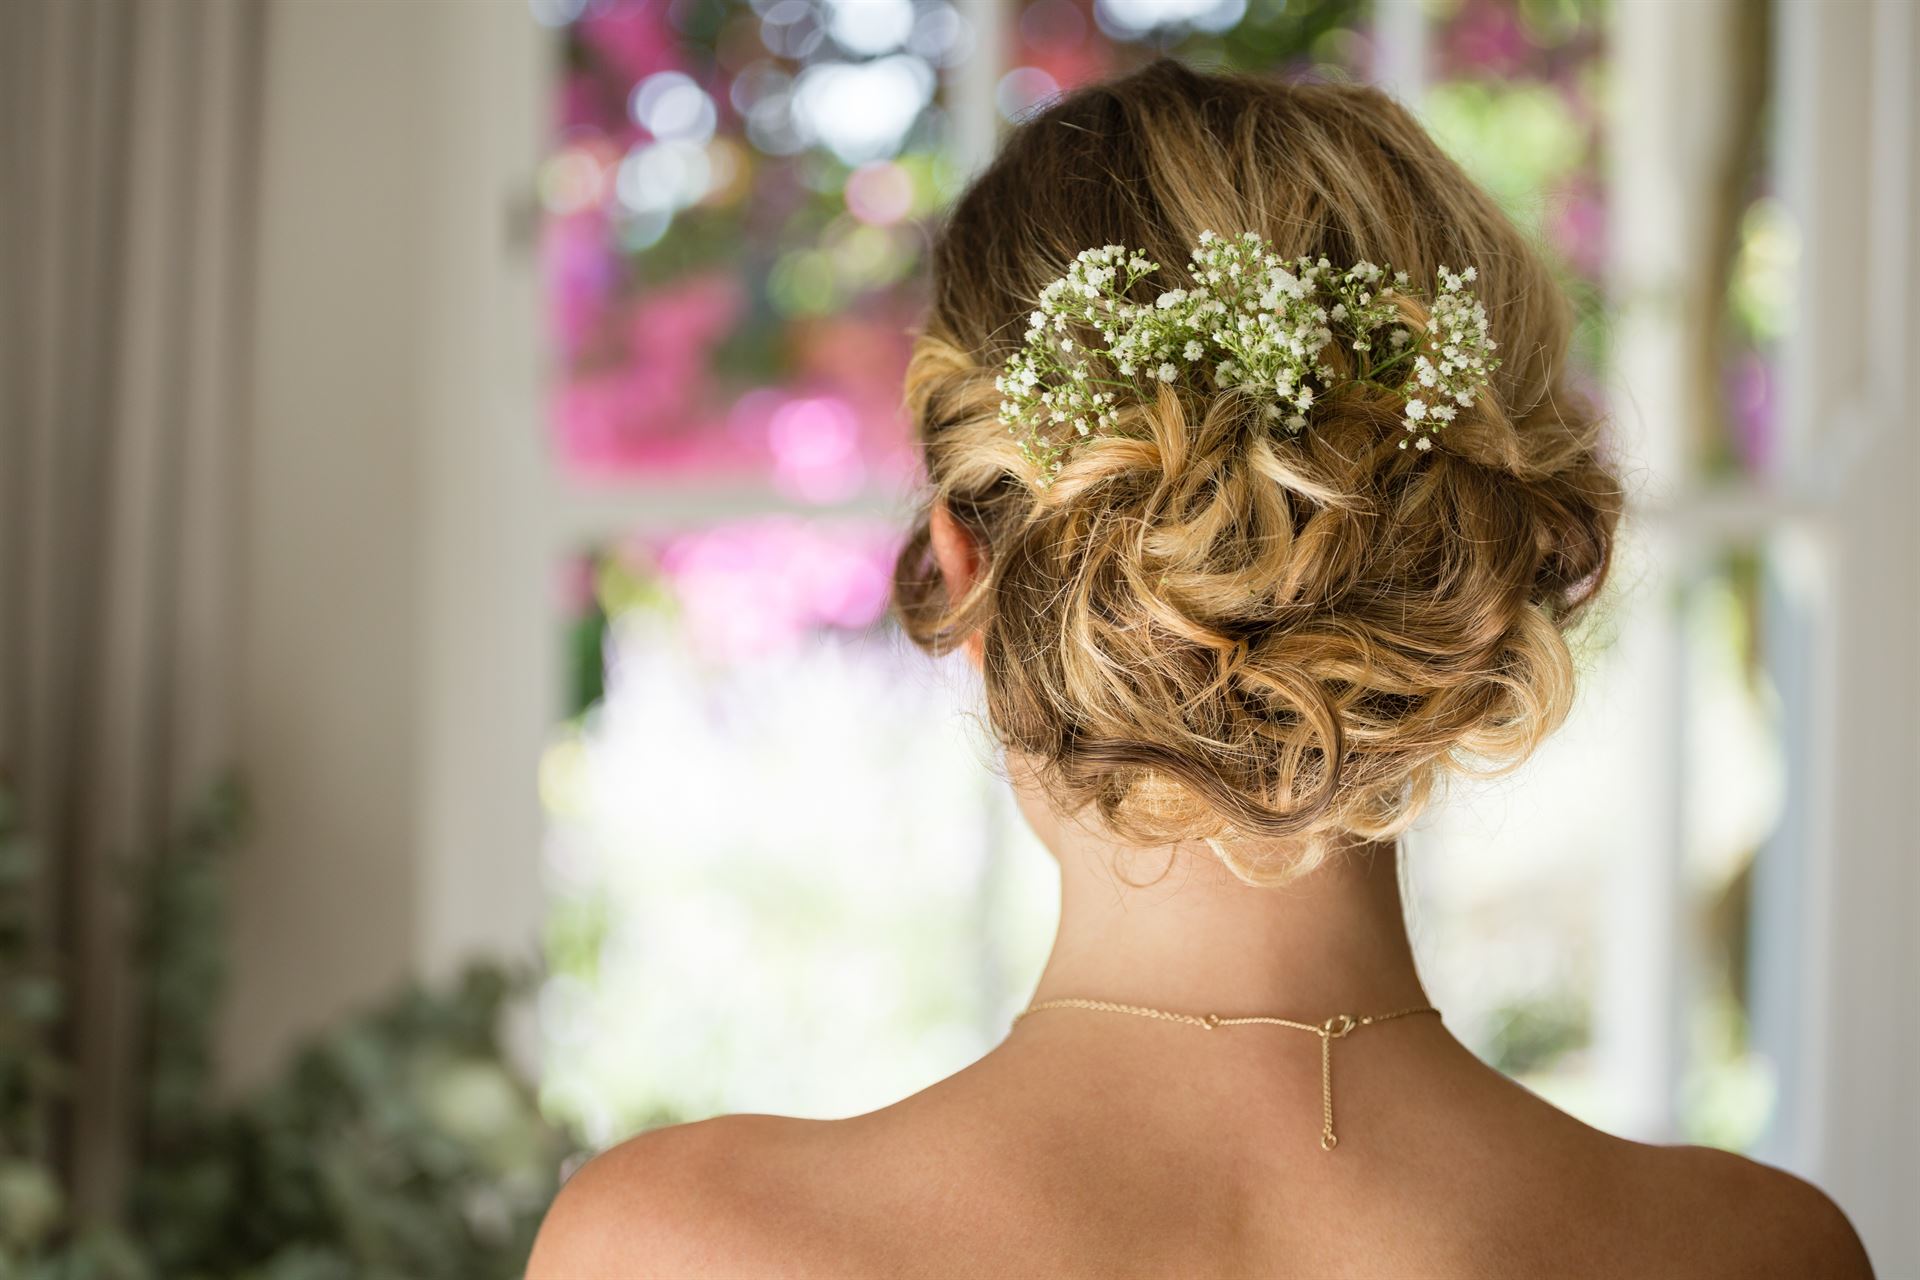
[526,1113,831,1279]
[1626,1141,1874,1279]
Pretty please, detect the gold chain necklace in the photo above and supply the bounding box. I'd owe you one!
[1011,997,1441,1152]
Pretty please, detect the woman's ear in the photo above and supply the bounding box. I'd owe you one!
[928,500,985,669]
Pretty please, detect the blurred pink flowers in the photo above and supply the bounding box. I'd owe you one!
[648,517,900,661]
[553,273,747,474]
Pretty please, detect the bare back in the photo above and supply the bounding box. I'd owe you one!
[528,1017,1872,1278]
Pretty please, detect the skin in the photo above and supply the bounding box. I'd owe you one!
[528,502,1874,1279]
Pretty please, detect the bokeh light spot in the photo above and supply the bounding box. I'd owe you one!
[630,70,718,145]
[844,161,915,226]
[768,396,866,504]
[995,66,1061,122]
[826,0,916,56]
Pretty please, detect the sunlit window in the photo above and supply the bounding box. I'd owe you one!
[535,0,1792,1157]
[534,0,1392,1148]
[539,0,958,484]
[539,519,1056,1142]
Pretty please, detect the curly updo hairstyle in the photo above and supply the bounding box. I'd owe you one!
[891,59,1622,884]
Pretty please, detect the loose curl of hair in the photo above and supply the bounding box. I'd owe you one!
[890,59,1622,885]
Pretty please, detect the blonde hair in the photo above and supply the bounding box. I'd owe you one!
[891,60,1621,884]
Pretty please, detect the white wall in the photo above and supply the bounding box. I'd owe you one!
[225,0,552,1086]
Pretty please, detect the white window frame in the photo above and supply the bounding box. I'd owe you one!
[466,2,1917,1266]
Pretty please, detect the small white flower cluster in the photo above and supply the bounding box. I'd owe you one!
[994,231,1499,483]
[993,244,1168,480]
[1398,265,1495,451]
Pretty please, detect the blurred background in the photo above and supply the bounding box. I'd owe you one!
[2,0,1916,1275]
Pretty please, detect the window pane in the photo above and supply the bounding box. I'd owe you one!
[1405,0,1617,1121]
[536,0,1799,1159]
[543,2,959,486]
[539,518,1057,1143]
[1679,542,1793,1150]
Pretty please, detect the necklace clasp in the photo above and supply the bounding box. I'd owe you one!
[1322,1013,1357,1039]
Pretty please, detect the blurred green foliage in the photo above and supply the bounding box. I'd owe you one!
[126,964,567,1280]
[0,781,571,1280]
[1486,992,1591,1079]
[1150,0,1367,73]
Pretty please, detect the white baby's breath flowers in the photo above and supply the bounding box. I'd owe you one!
[1392,264,1497,449]
[996,231,1500,484]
